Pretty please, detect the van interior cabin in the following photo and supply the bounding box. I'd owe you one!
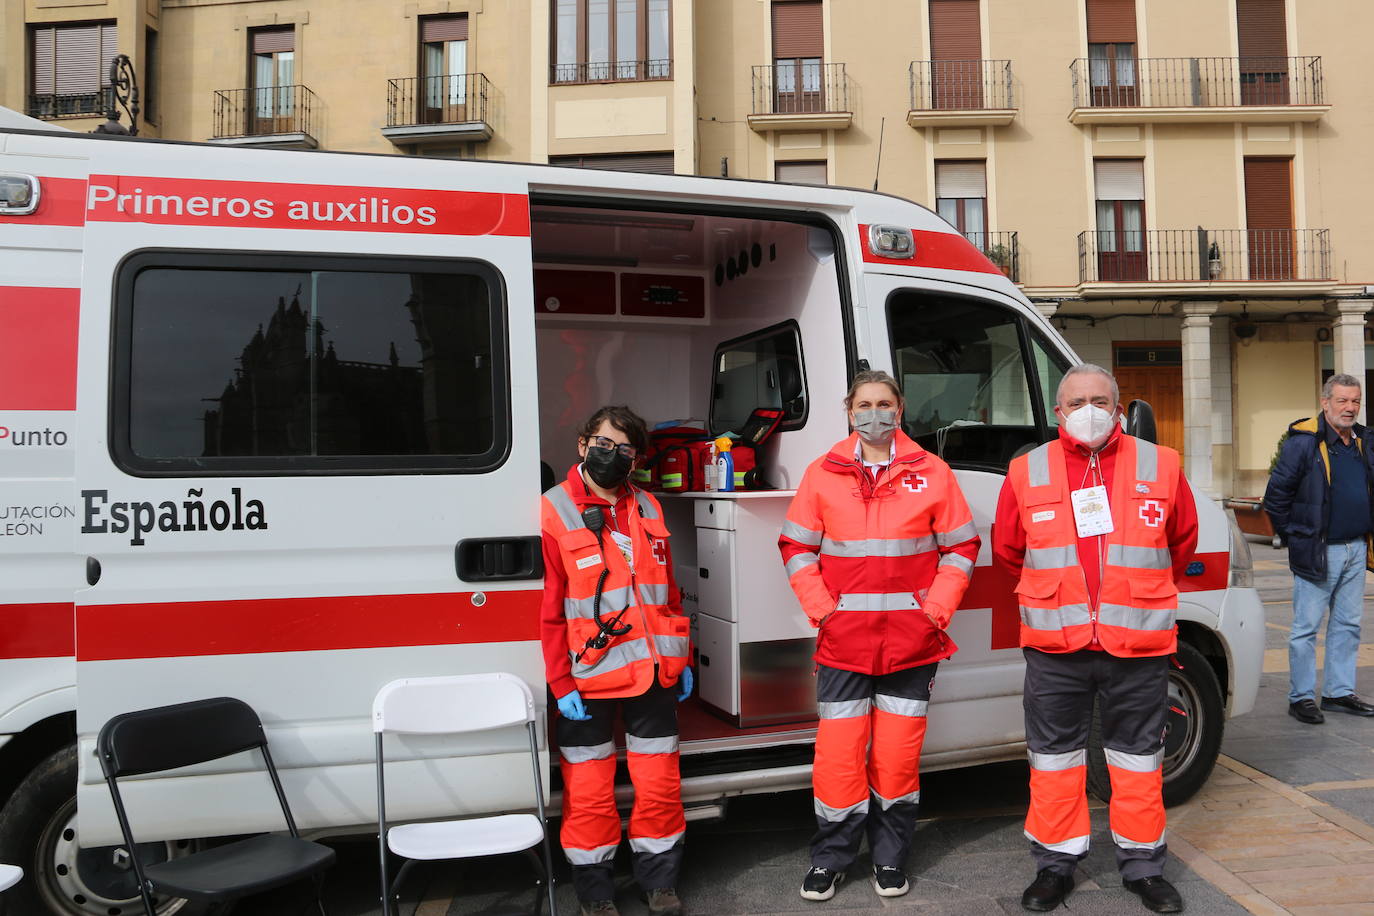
[530,201,852,753]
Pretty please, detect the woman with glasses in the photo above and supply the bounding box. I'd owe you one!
[539,405,693,916]
[779,370,980,903]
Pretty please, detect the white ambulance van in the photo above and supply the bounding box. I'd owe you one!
[0,117,1264,915]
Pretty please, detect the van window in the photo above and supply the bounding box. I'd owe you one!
[114,253,506,474]
[710,321,807,436]
[888,292,1062,472]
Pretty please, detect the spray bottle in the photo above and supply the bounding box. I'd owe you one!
[714,436,735,492]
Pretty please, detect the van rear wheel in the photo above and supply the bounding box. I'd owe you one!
[0,745,226,916]
[1086,641,1225,808]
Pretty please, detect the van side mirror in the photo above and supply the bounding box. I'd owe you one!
[1124,399,1157,444]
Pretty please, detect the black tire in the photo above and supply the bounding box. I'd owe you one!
[1086,641,1225,808]
[0,744,229,916]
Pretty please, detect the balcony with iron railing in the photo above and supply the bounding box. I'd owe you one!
[748,62,852,131]
[963,231,1020,283]
[550,59,673,84]
[381,73,494,146]
[1076,228,1333,295]
[26,91,108,121]
[209,85,320,148]
[908,60,1016,128]
[1069,56,1329,124]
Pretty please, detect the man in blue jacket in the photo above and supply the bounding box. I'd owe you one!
[1264,373,1374,724]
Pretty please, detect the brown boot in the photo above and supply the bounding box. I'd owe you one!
[645,887,683,916]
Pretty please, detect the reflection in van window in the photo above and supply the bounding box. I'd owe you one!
[128,267,495,461]
[888,293,1058,472]
[710,323,806,436]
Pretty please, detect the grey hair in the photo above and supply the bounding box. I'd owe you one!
[1323,373,1362,399]
[1056,363,1120,405]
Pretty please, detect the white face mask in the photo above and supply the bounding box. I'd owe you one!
[1062,404,1117,448]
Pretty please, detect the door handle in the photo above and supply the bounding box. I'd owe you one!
[455,536,543,582]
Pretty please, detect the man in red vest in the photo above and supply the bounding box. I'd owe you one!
[993,364,1197,914]
[540,406,693,916]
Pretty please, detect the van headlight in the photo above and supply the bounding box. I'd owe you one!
[1228,515,1254,588]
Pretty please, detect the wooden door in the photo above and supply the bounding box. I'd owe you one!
[929,0,982,109]
[1245,157,1294,280]
[1114,344,1184,456]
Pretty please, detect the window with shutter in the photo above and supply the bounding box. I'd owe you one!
[775,161,827,185]
[1244,157,1294,279]
[1237,0,1289,105]
[1085,0,1137,106]
[27,22,117,119]
[929,0,983,109]
[549,152,675,174]
[935,160,987,241]
[772,1,823,113]
[249,27,295,134]
[1094,159,1147,280]
[420,15,470,121]
[550,0,672,84]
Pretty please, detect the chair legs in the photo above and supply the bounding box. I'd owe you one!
[524,847,559,916]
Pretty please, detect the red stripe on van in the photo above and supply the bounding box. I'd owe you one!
[85,175,530,237]
[0,177,86,227]
[0,603,76,659]
[0,287,80,410]
[76,589,542,661]
[859,224,1001,274]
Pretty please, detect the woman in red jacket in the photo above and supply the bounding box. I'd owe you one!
[778,370,980,903]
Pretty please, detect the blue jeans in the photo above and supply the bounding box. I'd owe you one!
[1289,539,1367,703]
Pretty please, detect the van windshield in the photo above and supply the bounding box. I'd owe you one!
[888,291,1068,472]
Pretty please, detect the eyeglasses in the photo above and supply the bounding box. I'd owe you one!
[587,435,638,459]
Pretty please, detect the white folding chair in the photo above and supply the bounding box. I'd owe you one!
[373,673,557,916]
[0,865,21,892]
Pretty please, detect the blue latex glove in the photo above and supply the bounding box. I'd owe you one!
[557,690,591,721]
[677,667,694,702]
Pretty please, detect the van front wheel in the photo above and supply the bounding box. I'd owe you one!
[0,745,227,916]
[1086,641,1225,808]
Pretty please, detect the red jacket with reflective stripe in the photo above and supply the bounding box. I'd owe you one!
[994,428,1199,657]
[778,431,980,675]
[540,466,689,699]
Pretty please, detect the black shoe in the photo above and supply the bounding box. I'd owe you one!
[1289,699,1325,724]
[645,887,682,916]
[872,865,910,897]
[1123,875,1184,913]
[1021,868,1074,911]
[800,866,845,901]
[1321,694,1374,716]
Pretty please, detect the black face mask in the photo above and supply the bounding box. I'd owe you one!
[584,445,634,489]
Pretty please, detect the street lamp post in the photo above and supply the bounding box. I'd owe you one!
[93,53,140,136]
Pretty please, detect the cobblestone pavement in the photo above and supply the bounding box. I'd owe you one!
[249,544,1374,915]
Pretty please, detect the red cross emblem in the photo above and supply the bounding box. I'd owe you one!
[651,538,668,565]
[1139,500,1164,528]
[902,473,928,494]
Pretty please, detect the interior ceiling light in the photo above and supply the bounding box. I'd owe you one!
[531,210,695,232]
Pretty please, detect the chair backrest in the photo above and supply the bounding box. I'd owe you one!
[372,673,535,735]
[98,696,265,778]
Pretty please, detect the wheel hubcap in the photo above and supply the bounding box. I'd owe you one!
[38,798,192,916]
[1163,670,1203,784]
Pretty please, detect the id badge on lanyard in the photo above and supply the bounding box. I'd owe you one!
[1070,485,1114,538]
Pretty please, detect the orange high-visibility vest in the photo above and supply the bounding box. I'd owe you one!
[542,481,691,699]
[1006,436,1181,658]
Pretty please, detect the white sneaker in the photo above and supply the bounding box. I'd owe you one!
[873,865,910,897]
[800,866,845,901]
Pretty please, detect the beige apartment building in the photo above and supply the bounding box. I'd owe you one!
[7,0,1373,500]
